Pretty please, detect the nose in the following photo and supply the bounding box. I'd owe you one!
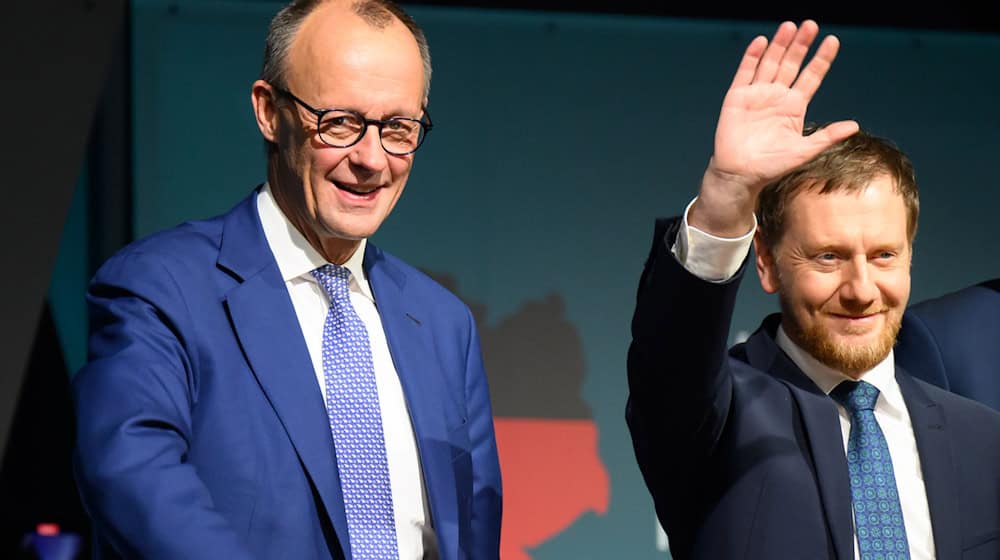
[839,256,878,310]
[348,124,389,172]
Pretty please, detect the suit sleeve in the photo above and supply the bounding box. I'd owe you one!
[72,250,255,559]
[462,306,503,559]
[625,217,744,522]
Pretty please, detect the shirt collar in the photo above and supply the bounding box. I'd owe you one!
[775,324,905,415]
[256,183,374,302]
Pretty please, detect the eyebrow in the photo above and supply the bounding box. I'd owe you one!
[321,101,424,120]
[279,88,424,120]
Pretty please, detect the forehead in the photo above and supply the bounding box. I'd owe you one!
[286,2,425,112]
[782,176,909,247]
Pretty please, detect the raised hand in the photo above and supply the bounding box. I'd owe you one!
[691,20,859,237]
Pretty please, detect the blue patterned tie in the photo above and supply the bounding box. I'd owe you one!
[830,380,910,560]
[312,264,399,559]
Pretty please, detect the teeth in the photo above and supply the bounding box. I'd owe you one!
[335,182,375,195]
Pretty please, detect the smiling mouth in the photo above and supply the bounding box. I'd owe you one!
[333,181,380,196]
[826,311,887,335]
[832,313,880,320]
[829,309,888,320]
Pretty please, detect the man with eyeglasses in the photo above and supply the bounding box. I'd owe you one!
[72,1,501,559]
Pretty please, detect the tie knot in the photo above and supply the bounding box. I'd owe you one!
[830,380,880,413]
[311,264,352,303]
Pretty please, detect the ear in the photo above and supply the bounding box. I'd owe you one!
[251,80,280,143]
[754,231,781,294]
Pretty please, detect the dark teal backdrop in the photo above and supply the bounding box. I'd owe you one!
[48,2,1000,558]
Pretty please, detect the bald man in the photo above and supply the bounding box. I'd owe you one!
[72,2,502,559]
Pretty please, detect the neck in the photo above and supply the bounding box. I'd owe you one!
[267,164,361,266]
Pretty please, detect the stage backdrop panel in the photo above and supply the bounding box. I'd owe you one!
[42,1,991,558]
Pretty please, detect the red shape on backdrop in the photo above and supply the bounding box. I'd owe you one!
[495,417,609,560]
[35,523,61,536]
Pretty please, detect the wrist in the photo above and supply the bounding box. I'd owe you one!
[690,162,758,238]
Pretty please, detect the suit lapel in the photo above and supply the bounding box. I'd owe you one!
[897,369,960,559]
[365,244,460,560]
[217,193,352,558]
[744,319,855,560]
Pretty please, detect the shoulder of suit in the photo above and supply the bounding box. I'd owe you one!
[909,375,1000,423]
[371,245,472,312]
[909,281,1000,322]
[95,214,226,287]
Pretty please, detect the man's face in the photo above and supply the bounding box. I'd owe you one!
[253,2,426,263]
[754,175,912,378]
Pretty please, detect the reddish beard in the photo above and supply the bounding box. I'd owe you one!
[782,304,903,379]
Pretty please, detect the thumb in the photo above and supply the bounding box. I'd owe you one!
[807,119,860,152]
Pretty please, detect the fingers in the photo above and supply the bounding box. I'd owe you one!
[751,21,798,83]
[773,20,820,85]
[729,35,769,90]
[792,34,841,99]
[739,19,836,92]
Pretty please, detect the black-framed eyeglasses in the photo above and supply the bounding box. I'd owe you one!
[273,86,433,156]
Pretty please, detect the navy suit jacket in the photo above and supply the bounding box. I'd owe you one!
[626,218,1000,559]
[897,279,1000,411]
[72,190,502,560]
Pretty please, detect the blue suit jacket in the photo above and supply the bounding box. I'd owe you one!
[626,218,1000,559]
[72,190,502,560]
[897,279,1000,411]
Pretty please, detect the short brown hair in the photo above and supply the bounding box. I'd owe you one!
[756,125,919,248]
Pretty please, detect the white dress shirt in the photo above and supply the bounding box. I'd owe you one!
[258,184,429,560]
[672,198,936,560]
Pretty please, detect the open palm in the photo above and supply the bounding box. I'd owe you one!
[710,21,859,195]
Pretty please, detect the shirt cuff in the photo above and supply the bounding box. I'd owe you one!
[669,197,756,282]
